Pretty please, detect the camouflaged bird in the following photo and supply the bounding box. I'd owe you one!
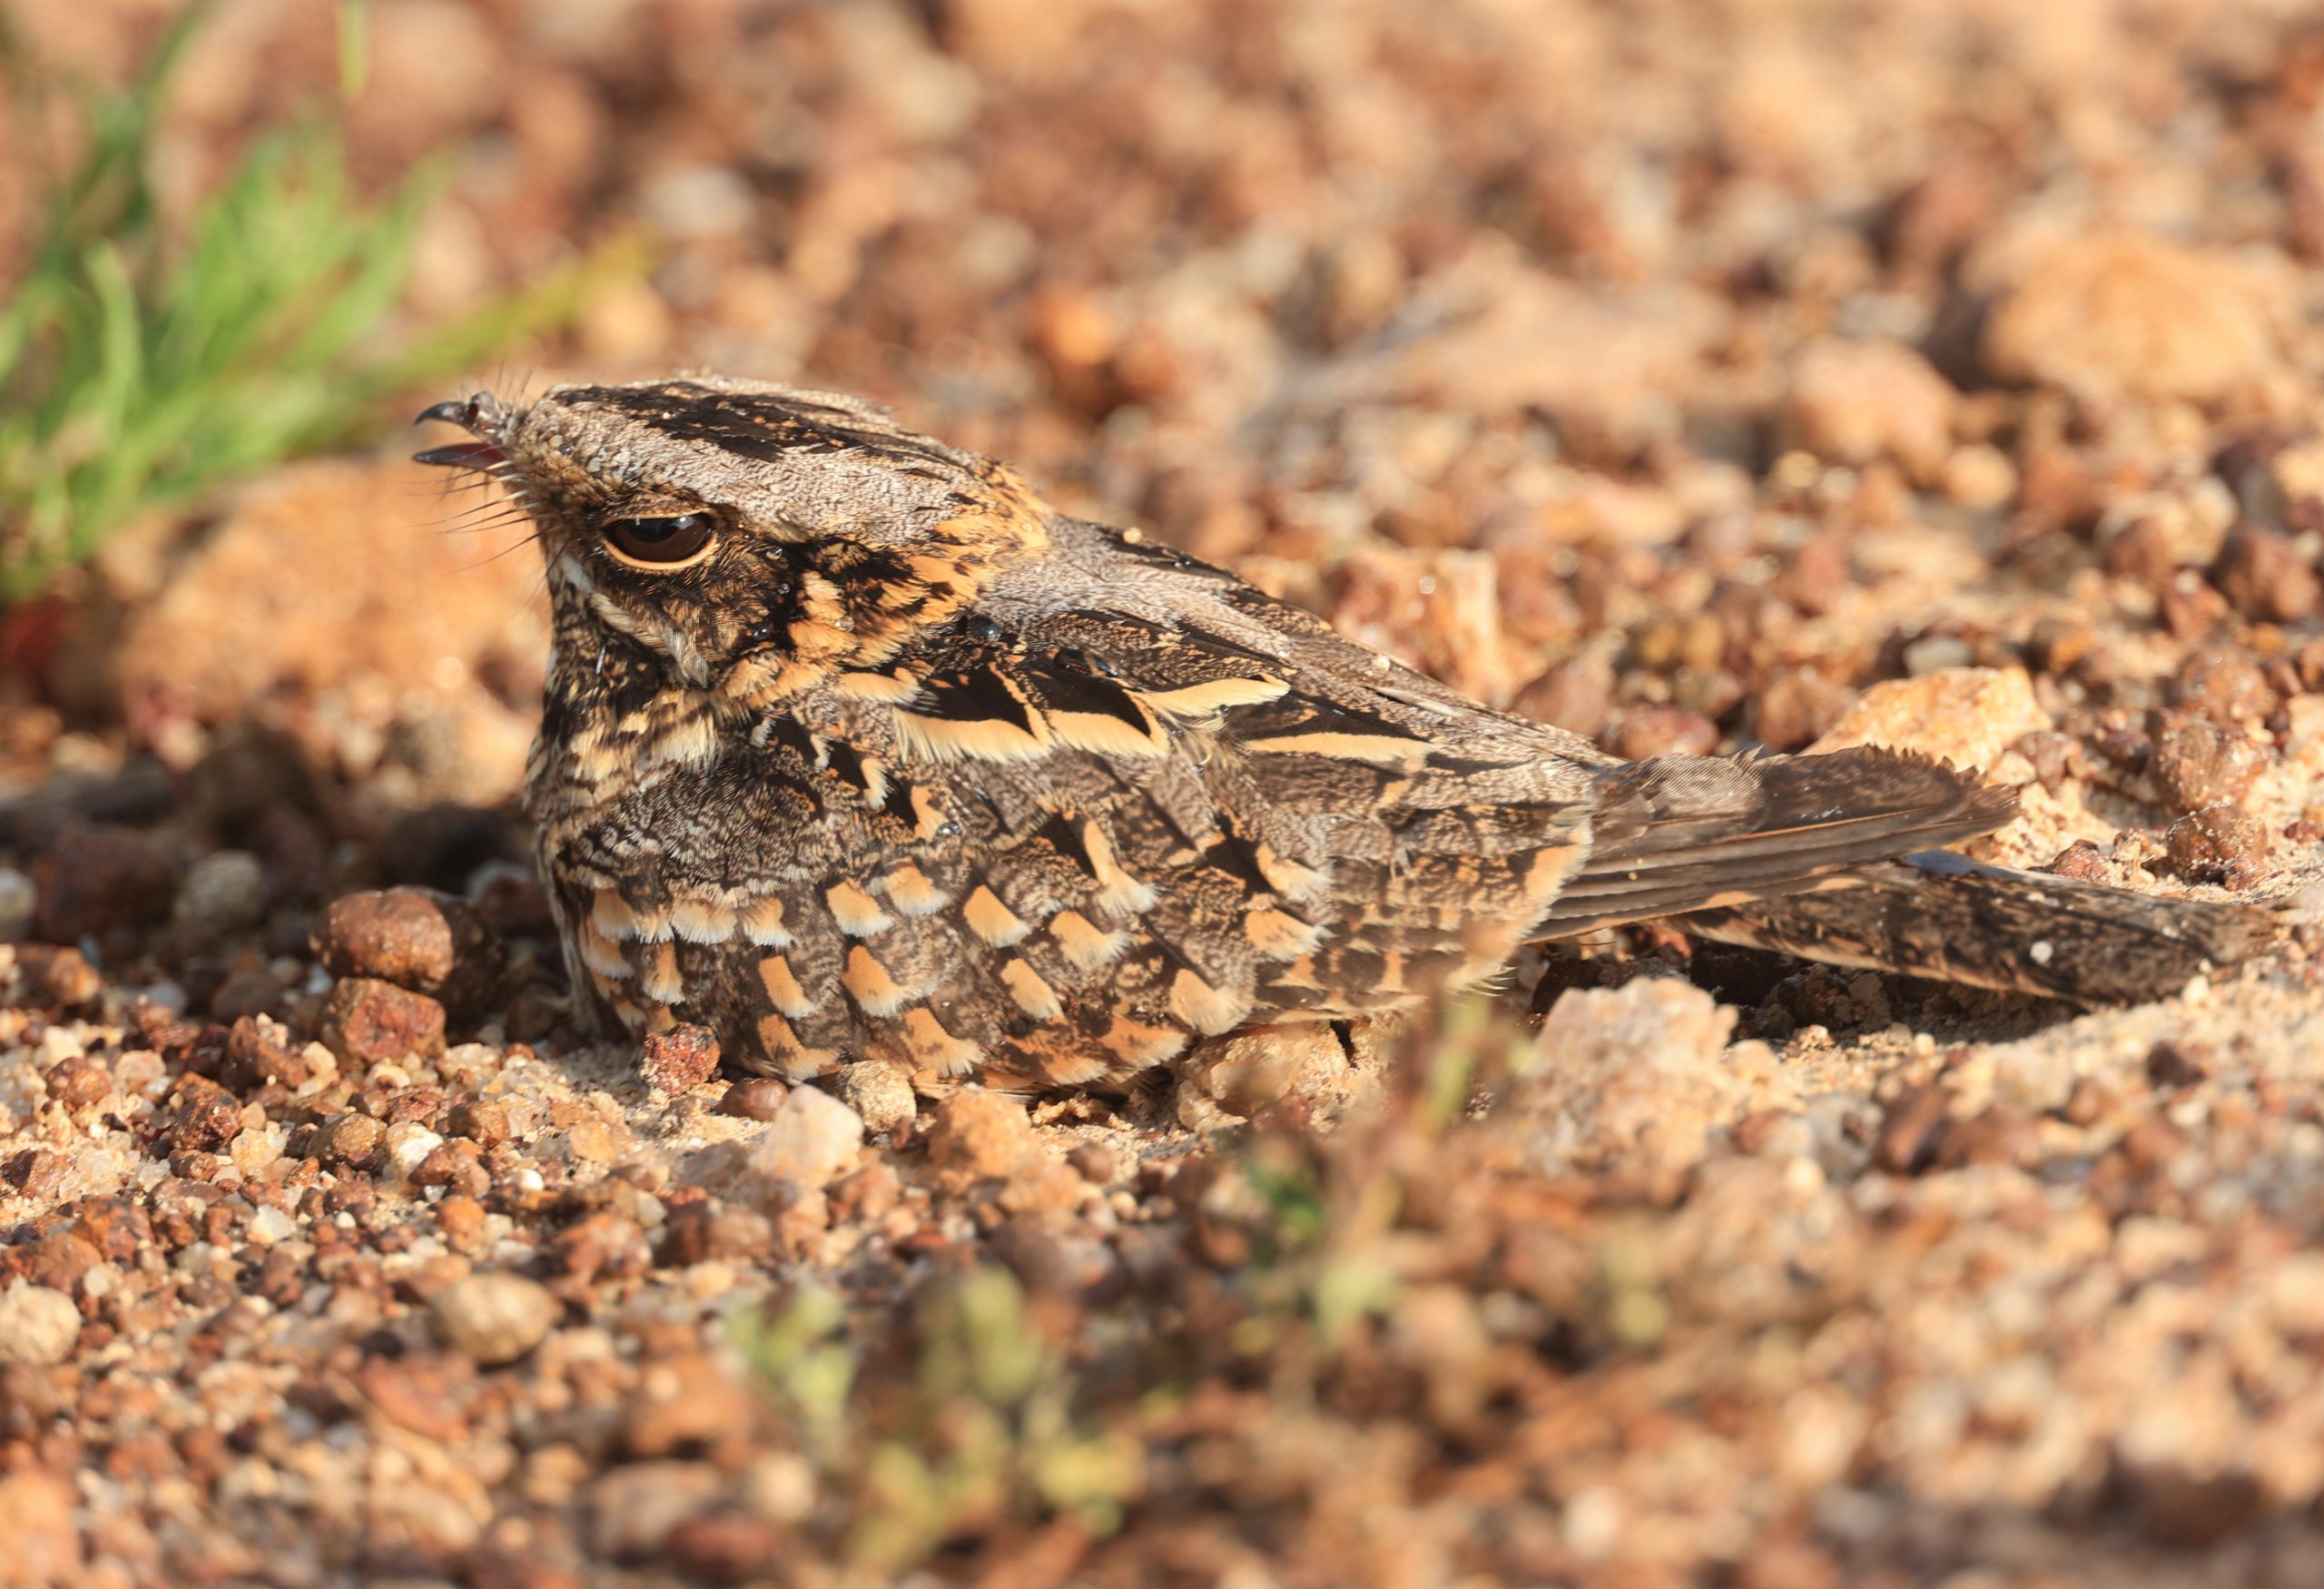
[418,377,2277,1090]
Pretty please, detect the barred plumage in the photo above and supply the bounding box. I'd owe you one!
[417,377,2280,1090]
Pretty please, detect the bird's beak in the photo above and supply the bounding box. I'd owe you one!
[412,394,509,470]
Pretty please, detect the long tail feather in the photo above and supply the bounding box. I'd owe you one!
[1675,850,2282,1004]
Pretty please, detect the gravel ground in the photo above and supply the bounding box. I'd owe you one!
[8,1,2324,1584]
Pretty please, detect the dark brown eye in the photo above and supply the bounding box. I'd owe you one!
[605,512,716,568]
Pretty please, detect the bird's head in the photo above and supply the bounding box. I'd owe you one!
[416,376,1051,696]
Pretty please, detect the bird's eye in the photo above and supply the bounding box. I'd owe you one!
[604,513,716,568]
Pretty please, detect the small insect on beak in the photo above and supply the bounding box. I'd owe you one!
[412,394,508,471]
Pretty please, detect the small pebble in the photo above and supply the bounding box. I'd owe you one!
[172,850,269,934]
[566,1118,625,1163]
[2162,806,2269,888]
[2210,521,2320,624]
[322,1112,387,1170]
[719,1077,789,1121]
[247,1205,298,1246]
[1068,1140,1123,1184]
[0,1283,82,1367]
[668,1512,788,1580]
[170,1080,244,1154]
[621,1352,750,1458]
[0,1470,81,1583]
[430,1271,558,1366]
[925,1091,1048,1187]
[447,1099,511,1145]
[834,1061,916,1135]
[748,1086,865,1188]
[2147,1041,2216,1088]
[140,979,189,1013]
[19,946,101,1009]
[0,868,34,941]
[2048,840,2112,883]
[229,1127,282,1179]
[641,1022,722,1093]
[2151,713,2265,814]
[587,1461,724,1560]
[1600,704,1719,760]
[321,977,448,1063]
[388,1122,448,1181]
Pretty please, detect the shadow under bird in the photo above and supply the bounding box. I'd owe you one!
[417,378,2280,1090]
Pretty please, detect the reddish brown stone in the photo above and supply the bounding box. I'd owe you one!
[1067,1141,1123,1184]
[640,1023,721,1093]
[2162,806,2270,888]
[42,1054,110,1109]
[2118,1458,2265,1547]
[2174,646,2282,725]
[220,1015,310,1092]
[550,1210,649,1281]
[2160,572,2229,641]
[1935,1106,2043,1170]
[2150,713,2266,814]
[320,1113,387,1172]
[446,1099,512,1146]
[437,1195,488,1255]
[717,1077,788,1121]
[1773,533,1855,615]
[2209,521,2320,624]
[2047,840,2113,883]
[2104,514,2185,588]
[1512,653,1614,739]
[169,1079,244,1154]
[1874,1085,1951,1175]
[321,977,448,1063]
[313,887,503,1022]
[1,1150,64,1199]
[828,1161,901,1225]
[1754,670,1854,752]
[412,1141,487,1193]
[2146,1041,2215,1088]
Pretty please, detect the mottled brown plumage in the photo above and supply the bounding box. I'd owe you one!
[418,377,2276,1089]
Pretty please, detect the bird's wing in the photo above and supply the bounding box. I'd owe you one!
[1530,747,2017,937]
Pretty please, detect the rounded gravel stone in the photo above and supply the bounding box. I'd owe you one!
[719,1077,789,1120]
[834,1061,916,1135]
[172,850,269,934]
[0,1284,82,1367]
[430,1271,557,1366]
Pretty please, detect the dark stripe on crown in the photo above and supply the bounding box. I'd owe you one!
[556,382,965,472]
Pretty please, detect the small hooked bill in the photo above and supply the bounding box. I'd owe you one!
[413,396,507,470]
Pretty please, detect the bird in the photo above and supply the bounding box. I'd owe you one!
[416,376,2278,1091]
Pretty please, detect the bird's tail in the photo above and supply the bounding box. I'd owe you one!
[1673,849,2283,1004]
